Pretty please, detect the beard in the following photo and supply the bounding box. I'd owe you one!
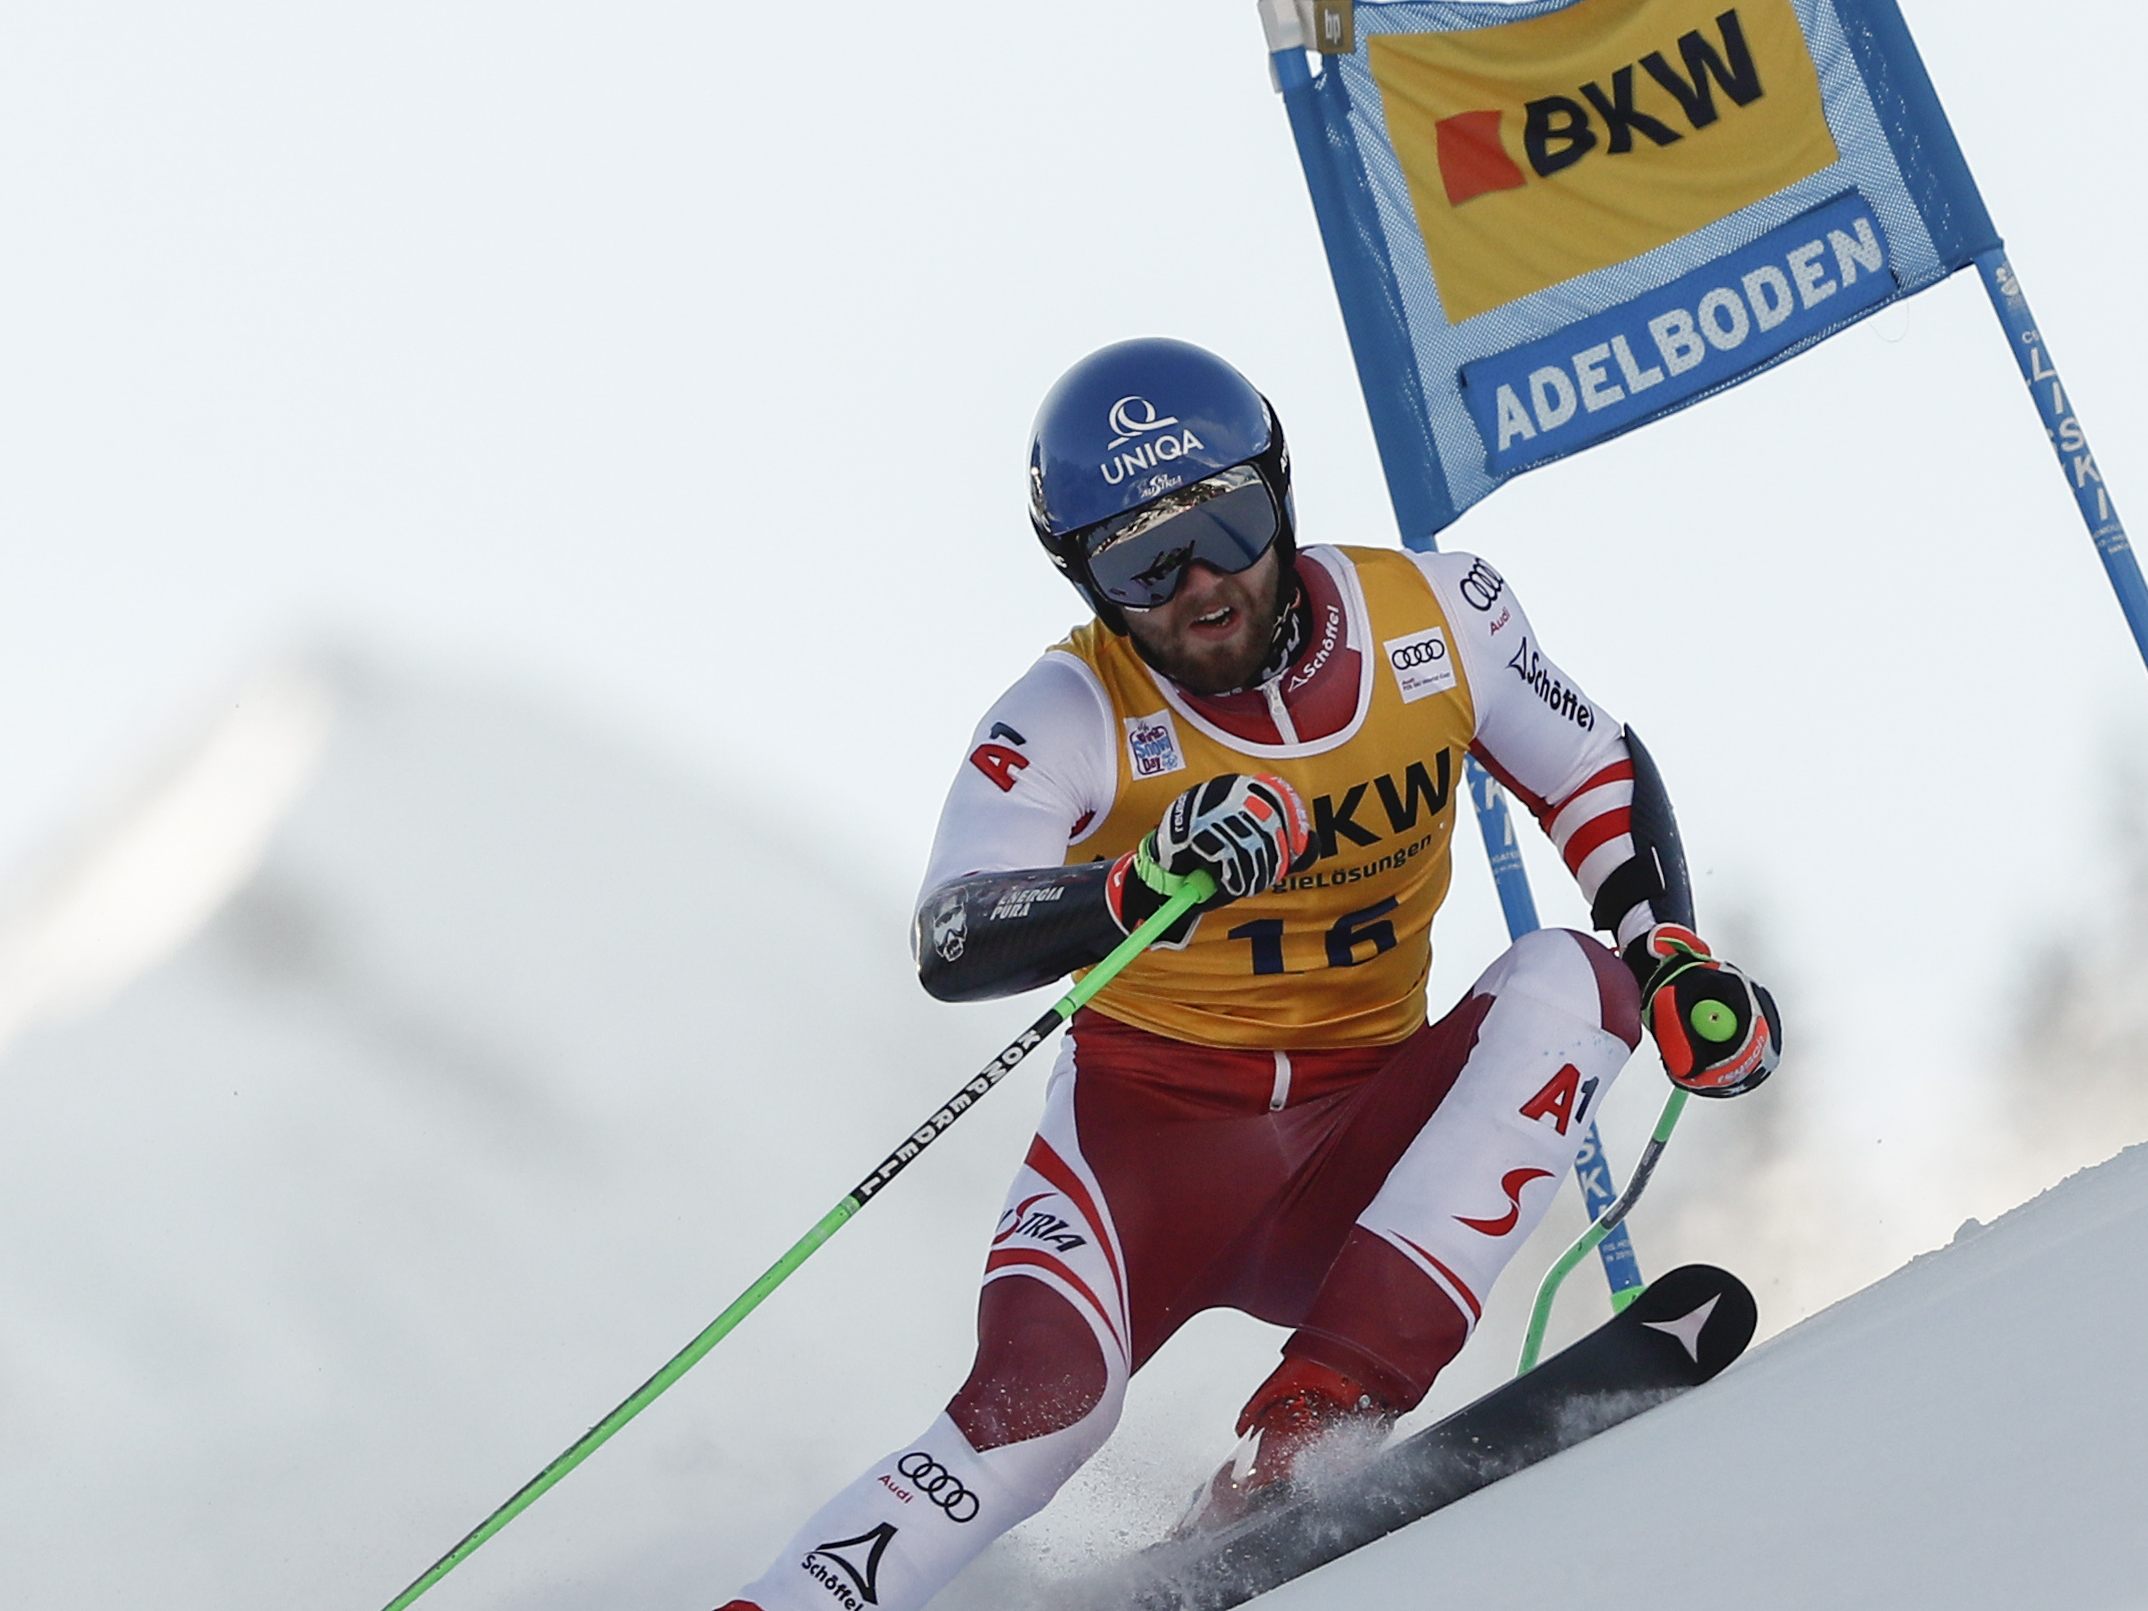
[1126,556,1298,696]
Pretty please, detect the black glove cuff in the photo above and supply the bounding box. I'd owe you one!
[1593,853,1666,939]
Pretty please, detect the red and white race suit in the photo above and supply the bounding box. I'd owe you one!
[738,546,1660,1611]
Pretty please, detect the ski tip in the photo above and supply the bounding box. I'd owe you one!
[1625,1263,1757,1380]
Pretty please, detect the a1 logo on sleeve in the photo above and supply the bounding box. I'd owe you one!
[1123,711,1186,779]
[1383,627,1457,703]
[968,721,1030,793]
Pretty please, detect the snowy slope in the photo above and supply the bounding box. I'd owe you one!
[1253,1142,2148,1611]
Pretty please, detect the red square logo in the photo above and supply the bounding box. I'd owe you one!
[1435,110,1528,206]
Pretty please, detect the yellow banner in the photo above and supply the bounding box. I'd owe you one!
[1368,0,1839,324]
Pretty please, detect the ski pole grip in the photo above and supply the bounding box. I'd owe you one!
[1063,868,1214,1017]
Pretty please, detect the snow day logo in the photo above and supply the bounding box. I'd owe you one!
[1123,711,1186,779]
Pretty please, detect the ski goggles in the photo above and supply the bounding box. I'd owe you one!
[1078,465,1282,609]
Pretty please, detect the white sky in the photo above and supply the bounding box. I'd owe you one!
[3,1,2143,1157]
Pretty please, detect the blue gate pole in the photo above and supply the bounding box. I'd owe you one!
[1466,759,1645,1300]
[1977,251,2148,670]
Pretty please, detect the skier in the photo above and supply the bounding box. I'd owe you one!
[720,338,1780,1611]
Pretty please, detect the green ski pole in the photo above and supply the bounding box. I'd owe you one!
[375,870,1214,1611]
[1516,1086,1689,1375]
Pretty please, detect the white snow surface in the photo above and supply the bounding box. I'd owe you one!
[2,656,2143,1611]
[1255,1143,2148,1611]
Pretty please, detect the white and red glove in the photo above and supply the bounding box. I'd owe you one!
[1631,923,1782,1097]
[1107,772,1311,943]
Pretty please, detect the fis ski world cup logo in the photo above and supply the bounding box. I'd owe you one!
[1124,711,1186,779]
[1367,0,1839,322]
[1384,627,1456,704]
[1098,395,1203,490]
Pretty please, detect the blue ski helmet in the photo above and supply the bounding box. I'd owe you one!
[1028,338,1293,633]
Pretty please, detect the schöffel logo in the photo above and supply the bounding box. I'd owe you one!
[1284,601,1344,693]
[1506,635,1595,729]
[1367,0,1838,323]
[804,1522,896,1607]
[1432,10,1765,208]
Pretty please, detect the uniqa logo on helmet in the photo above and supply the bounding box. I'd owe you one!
[1098,394,1206,488]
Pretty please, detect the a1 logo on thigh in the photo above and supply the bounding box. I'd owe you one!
[1517,1063,1599,1136]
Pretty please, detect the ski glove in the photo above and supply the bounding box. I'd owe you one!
[1108,772,1310,945]
[1630,923,1782,1098]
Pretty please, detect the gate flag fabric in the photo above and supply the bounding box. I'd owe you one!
[1263,0,2148,1322]
[1263,0,1999,547]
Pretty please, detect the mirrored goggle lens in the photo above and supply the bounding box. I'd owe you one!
[1082,473,1279,608]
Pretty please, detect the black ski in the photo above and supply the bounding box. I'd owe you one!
[1091,1263,1755,1611]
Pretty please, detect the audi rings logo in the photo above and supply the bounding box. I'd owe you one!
[1105,395,1179,448]
[1389,637,1449,671]
[1458,557,1506,612]
[897,1452,981,1523]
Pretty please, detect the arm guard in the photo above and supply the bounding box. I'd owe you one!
[913,861,1126,1003]
[1587,727,1697,981]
